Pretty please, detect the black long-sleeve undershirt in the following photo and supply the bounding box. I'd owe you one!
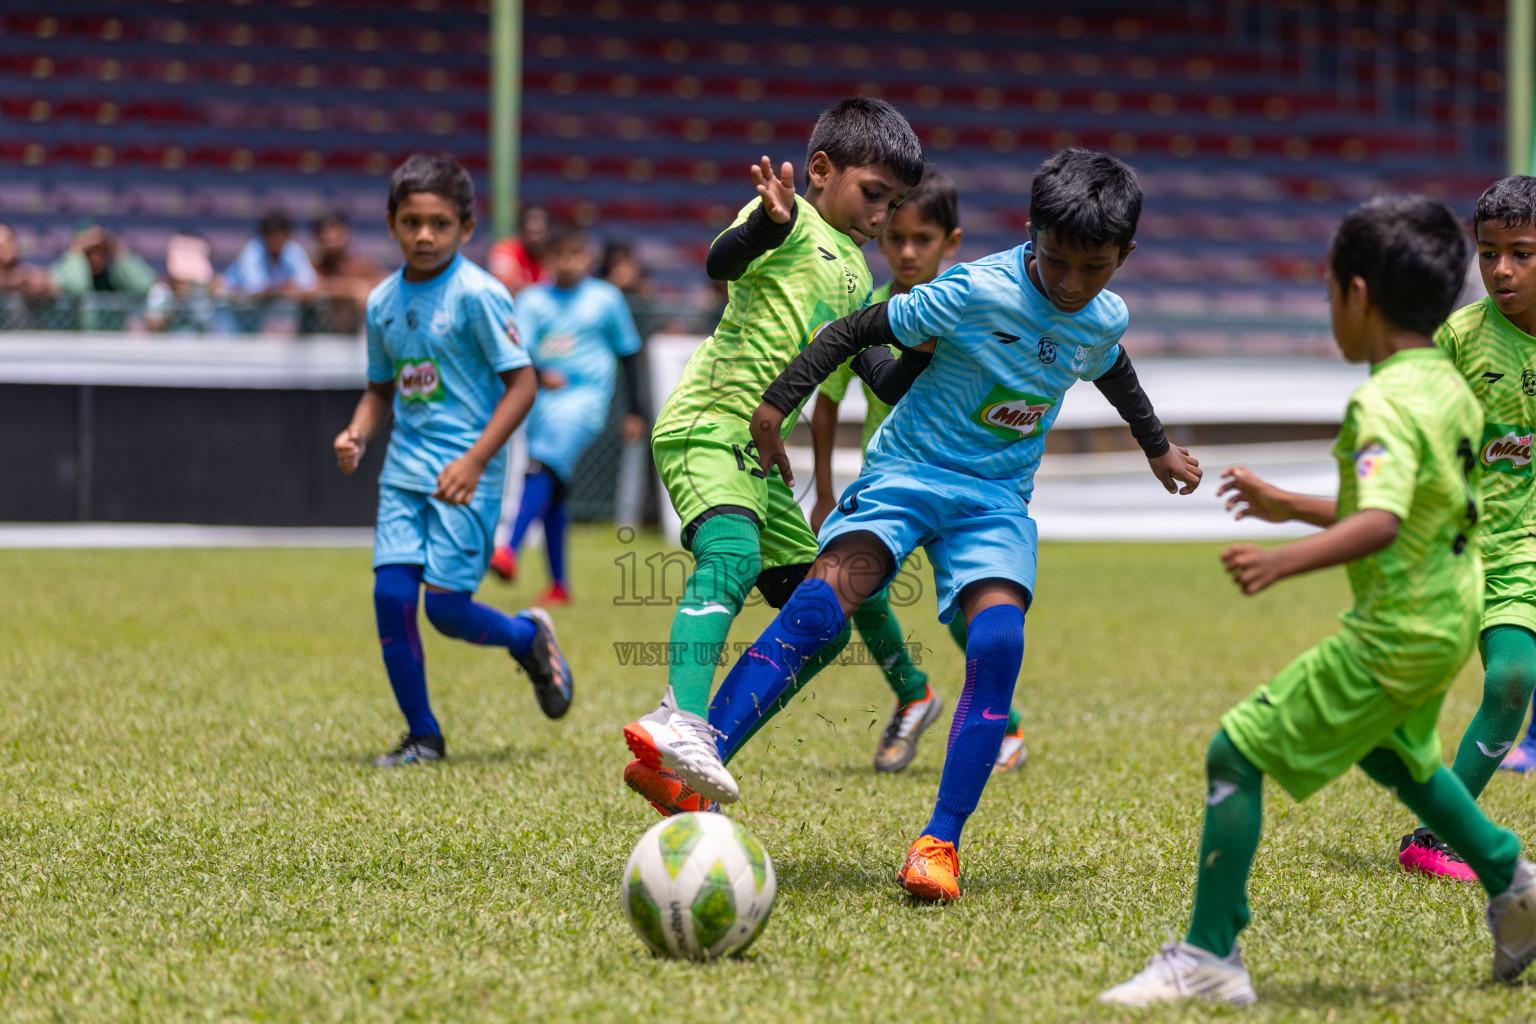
[1091,347,1169,458]
[705,201,797,282]
[762,302,1169,458]
[619,350,645,418]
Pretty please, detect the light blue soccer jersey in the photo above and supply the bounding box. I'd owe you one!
[365,253,532,494]
[516,277,641,395]
[875,242,1127,502]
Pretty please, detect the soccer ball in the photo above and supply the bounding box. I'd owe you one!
[621,812,776,960]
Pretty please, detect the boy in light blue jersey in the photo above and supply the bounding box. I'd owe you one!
[488,223,647,604]
[686,150,1202,900]
[335,154,573,768]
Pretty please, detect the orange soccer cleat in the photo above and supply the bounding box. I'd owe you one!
[897,834,961,901]
[623,759,719,816]
[488,546,517,582]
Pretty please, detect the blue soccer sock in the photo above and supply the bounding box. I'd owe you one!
[374,564,438,737]
[544,499,568,585]
[709,577,847,757]
[423,590,536,658]
[922,604,1025,847]
[509,467,557,551]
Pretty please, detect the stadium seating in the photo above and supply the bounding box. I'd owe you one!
[0,0,1507,335]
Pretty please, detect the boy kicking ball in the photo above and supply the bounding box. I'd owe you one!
[688,149,1201,902]
[1101,195,1536,1008]
[809,167,1027,775]
[335,154,573,767]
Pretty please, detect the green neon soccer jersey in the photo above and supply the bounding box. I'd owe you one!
[653,195,872,442]
[1436,297,1536,570]
[819,281,898,453]
[1332,346,1484,700]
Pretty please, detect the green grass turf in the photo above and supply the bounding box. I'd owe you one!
[0,528,1533,1022]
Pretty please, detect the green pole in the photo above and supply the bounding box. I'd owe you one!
[1509,0,1534,176]
[490,0,522,241]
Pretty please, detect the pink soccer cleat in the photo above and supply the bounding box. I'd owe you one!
[1399,827,1479,881]
[1499,738,1536,773]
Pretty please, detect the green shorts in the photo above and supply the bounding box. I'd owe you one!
[652,422,818,570]
[1220,633,1451,802]
[1483,562,1536,635]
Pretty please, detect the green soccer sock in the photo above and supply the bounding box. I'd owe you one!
[666,514,761,717]
[1447,625,1536,801]
[726,623,852,760]
[854,587,927,706]
[947,615,1022,732]
[1360,749,1520,897]
[1184,730,1264,958]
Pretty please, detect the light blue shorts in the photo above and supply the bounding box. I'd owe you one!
[817,454,1038,624]
[373,483,501,592]
[526,384,608,483]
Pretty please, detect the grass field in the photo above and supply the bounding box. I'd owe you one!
[1,527,1532,1022]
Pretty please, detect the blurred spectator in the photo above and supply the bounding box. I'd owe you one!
[487,204,550,294]
[50,223,156,330]
[309,212,383,334]
[50,223,155,300]
[224,211,318,298]
[0,222,55,301]
[145,233,218,334]
[599,240,651,298]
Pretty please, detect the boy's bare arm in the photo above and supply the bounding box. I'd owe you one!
[1221,509,1398,595]
[1218,466,1338,527]
[334,381,394,474]
[433,365,538,505]
[809,394,839,533]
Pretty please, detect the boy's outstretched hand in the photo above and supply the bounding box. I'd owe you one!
[334,427,365,475]
[434,454,485,505]
[752,157,796,224]
[1149,444,1202,494]
[1218,465,1291,521]
[749,401,793,485]
[1221,542,1284,595]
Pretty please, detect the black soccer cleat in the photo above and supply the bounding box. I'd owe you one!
[513,608,573,719]
[373,732,445,768]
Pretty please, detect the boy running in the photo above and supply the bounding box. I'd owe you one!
[1103,196,1536,1008]
[809,167,1026,774]
[487,222,648,605]
[658,150,1201,902]
[334,154,572,767]
[1379,174,1536,874]
[621,98,927,811]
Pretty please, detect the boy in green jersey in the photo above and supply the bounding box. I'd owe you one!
[622,98,928,810]
[1384,175,1536,877]
[809,168,1026,774]
[1102,196,1536,1008]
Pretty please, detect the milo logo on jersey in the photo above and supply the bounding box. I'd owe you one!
[1480,423,1534,475]
[396,358,446,403]
[969,383,1055,441]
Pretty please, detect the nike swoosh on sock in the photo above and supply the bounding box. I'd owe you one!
[1479,740,1515,758]
[1207,780,1240,807]
[679,603,731,617]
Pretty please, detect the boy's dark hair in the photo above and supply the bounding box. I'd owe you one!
[388,153,475,223]
[805,97,924,189]
[257,210,292,236]
[1328,194,1470,336]
[1473,175,1536,233]
[544,221,588,250]
[901,166,960,235]
[1028,148,1142,252]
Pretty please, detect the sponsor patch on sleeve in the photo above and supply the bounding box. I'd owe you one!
[504,317,522,347]
[1354,442,1387,480]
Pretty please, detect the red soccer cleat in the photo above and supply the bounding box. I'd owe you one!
[537,580,570,605]
[623,759,720,816]
[488,546,517,582]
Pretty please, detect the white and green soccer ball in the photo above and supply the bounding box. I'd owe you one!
[621,812,776,960]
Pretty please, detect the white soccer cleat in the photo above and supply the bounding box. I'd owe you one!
[1487,857,1536,982]
[993,726,1027,774]
[623,698,739,804]
[1098,941,1257,1008]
